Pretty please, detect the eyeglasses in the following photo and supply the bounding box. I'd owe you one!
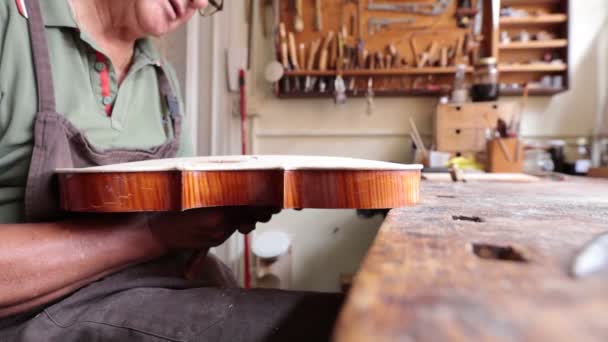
[199,0,223,17]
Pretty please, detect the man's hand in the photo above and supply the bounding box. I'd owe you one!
[146,206,281,252]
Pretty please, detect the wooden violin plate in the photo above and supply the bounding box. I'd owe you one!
[56,155,422,212]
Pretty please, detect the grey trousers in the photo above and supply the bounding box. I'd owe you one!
[0,255,344,342]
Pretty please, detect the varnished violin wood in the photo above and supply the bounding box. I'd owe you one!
[182,171,285,209]
[283,170,419,209]
[59,172,182,212]
[57,156,422,212]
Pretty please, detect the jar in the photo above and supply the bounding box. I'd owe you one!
[471,57,499,102]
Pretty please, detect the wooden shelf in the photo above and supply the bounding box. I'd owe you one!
[500,87,566,96]
[500,14,568,25]
[278,88,443,99]
[499,39,568,49]
[498,64,567,72]
[501,0,562,5]
[284,67,473,77]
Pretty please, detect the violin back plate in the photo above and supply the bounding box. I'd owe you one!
[57,156,422,212]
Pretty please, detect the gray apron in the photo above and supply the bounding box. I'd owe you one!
[0,0,344,340]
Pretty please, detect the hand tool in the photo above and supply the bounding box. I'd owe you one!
[376,52,385,69]
[368,17,416,35]
[329,35,338,70]
[304,39,321,92]
[357,0,363,39]
[388,44,400,68]
[294,0,304,32]
[288,32,300,70]
[440,47,448,67]
[338,33,345,70]
[365,78,374,115]
[348,77,356,92]
[417,52,429,68]
[571,232,608,279]
[279,23,291,92]
[319,78,327,92]
[298,43,306,72]
[279,23,289,69]
[334,75,347,104]
[318,31,335,71]
[307,39,321,70]
[427,40,439,66]
[410,37,420,67]
[314,0,323,31]
[367,0,452,16]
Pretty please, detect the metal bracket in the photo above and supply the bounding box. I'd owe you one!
[367,0,452,16]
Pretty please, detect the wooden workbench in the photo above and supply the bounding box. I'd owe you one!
[334,177,608,342]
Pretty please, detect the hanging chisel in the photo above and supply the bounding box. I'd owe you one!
[315,0,323,31]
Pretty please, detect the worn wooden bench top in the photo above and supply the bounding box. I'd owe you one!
[334,177,608,342]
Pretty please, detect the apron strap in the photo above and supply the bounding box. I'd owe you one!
[25,0,57,113]
[156,66,182,141]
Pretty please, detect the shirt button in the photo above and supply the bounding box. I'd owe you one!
[94,62,106,72]
[102,96,113,105]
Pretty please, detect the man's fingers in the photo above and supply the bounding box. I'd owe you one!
[237,222,256,234]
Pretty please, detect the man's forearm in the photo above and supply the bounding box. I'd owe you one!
[0,215,166,317]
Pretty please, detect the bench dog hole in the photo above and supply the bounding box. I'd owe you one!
[472,243,528,263]
[452,215,483,223]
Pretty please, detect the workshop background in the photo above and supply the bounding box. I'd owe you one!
[158,0,608,292]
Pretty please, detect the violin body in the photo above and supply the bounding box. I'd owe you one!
[56,155,422,212]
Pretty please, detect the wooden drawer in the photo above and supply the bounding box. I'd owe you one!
[434,102,517,153]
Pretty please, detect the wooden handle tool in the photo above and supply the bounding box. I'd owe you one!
[279,23,289,69]
[294,0,304,32]
[440,47,448,67]
[307,39,321,70]
[298,43,306,71]
[376,52,385,69]
[318,31,334,71]
[288,32,300,70]
[314,0,322,31]
[428,41,439,65]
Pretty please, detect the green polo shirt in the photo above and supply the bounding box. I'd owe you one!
[0,1,194,223]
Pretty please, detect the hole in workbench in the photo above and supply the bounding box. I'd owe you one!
[492,104,498,109]
[452,215,483,223]
[456,106,462,111]
[455,129,462,135]
[472,243,528,263]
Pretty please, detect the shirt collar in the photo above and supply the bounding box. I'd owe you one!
[136,39,162,64]
[41,0,78,28]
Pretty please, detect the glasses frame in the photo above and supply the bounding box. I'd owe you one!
[199,0,223,17]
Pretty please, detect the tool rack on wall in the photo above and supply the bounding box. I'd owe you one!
[270,0,570,99]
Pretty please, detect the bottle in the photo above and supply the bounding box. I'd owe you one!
[574,138,592,175]
[471,57,499,102]
[451,64,468,104]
